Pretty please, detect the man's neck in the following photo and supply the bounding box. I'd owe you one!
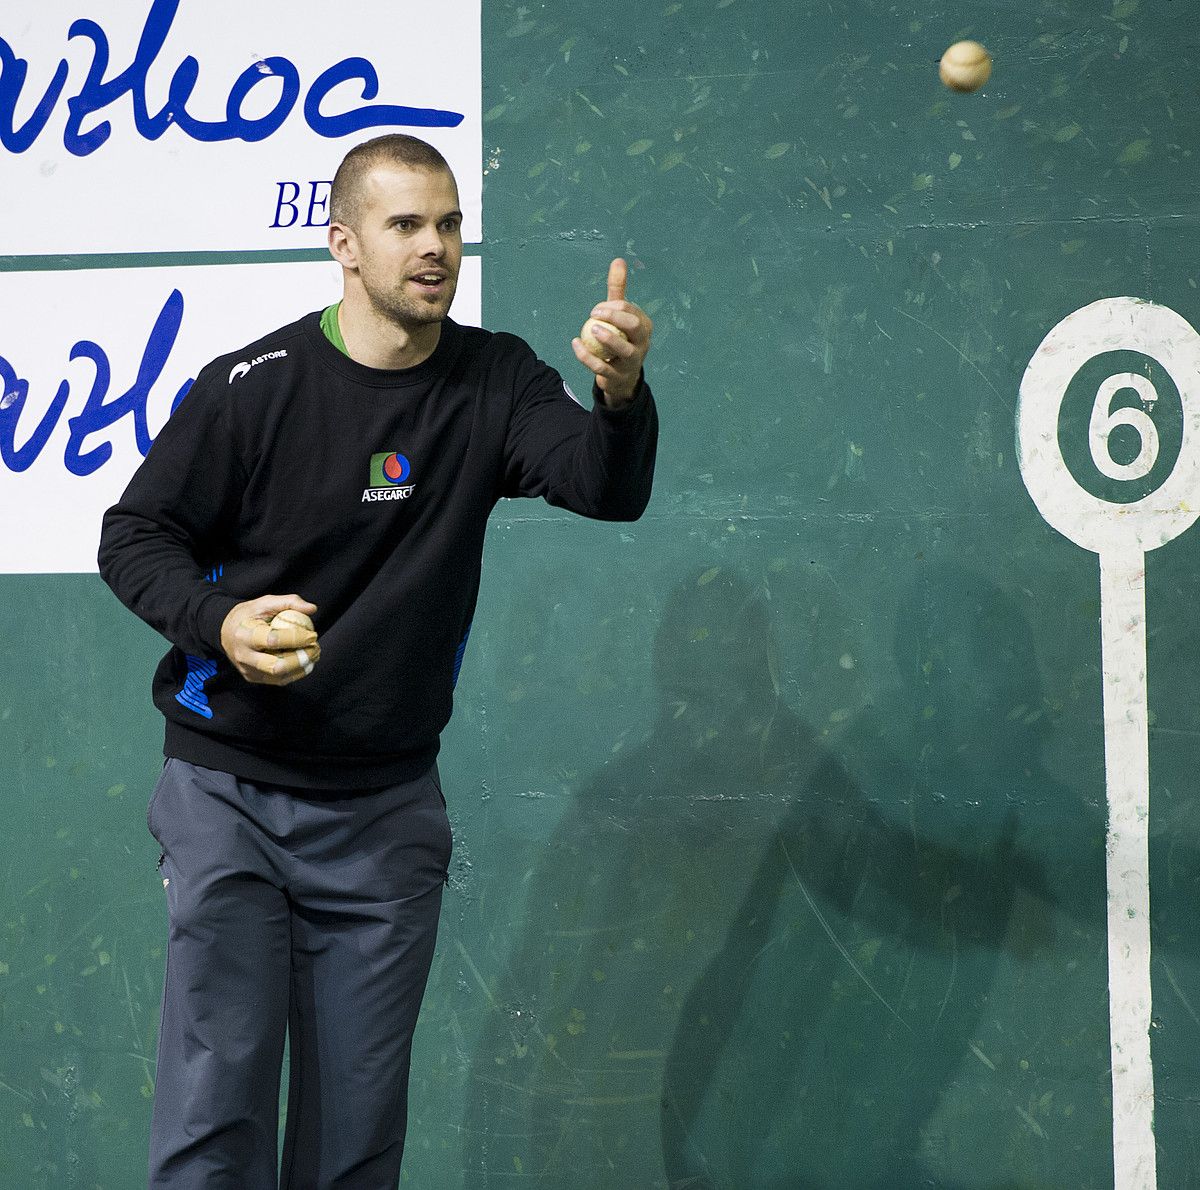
[337,297,442,370]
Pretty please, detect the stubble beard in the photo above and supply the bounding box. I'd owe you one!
[363,268,459,332]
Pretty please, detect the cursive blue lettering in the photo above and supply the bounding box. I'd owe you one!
[63,0,178,155]
[62,340,114,475]
[225,58,301,142]
[304,57,460,136]
[0,362,70,472]
[0,289,193,477]
[0,39,69,153]
[4,0,463,159]
[65,288,188,475]
[165,53,300,145]
[165,54,240,144]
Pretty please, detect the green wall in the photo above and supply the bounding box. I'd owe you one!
[4,1,1200,1186]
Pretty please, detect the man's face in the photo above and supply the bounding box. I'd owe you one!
[348,164,463,328]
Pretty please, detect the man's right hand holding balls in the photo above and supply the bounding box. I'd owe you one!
[220,594,320,686]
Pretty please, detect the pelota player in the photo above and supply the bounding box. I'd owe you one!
[99,132,657,1187]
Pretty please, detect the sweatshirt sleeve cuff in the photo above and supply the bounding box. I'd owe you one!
[195,590,240,656]
[592,372,651,416]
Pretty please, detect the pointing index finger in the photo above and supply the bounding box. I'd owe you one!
[607,258,627,303]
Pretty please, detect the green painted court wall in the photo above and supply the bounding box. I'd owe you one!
[4,1,1200,1186]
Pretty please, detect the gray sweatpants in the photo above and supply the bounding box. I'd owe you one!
[145,758,452,1188]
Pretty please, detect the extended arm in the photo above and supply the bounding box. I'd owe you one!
[502,259,658,519]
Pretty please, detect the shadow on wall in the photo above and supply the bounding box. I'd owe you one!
[460,564,1077,1189]
[660,563,1110,1190]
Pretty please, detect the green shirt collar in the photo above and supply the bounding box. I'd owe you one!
[320,301,348,356]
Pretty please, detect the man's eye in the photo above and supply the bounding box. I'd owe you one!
[395,220,413,232]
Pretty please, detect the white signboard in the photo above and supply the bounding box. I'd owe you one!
[1019,297,1200,1190]
[0,0,482,253]
[0,258,483,572]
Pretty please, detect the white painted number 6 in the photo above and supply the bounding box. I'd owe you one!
[1089,373,1160,482]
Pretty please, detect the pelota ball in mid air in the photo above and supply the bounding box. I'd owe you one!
[939,40,992,93]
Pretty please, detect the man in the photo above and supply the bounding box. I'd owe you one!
[98,132,657,1188]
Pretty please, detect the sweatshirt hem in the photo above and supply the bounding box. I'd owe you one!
[163,722,439,791]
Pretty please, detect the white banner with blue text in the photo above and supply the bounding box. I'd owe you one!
[0,259,483,573]
[0,0,482,253]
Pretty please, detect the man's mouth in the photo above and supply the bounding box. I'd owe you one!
[411,272,448,291]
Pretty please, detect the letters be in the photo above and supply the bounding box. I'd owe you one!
[271,180,332,230]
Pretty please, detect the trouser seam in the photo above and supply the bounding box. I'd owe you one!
[281,904,302,1190]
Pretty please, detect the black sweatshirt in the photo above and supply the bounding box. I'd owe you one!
[98,313,657,788]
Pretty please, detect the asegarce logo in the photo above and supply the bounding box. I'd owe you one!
[363,451,415,502]
[0,0,464,157]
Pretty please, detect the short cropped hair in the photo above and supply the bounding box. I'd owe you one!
[330,134,454,230]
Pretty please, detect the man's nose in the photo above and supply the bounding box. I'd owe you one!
[418,227,445,257]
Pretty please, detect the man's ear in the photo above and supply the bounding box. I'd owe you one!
[328,221,357,269]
